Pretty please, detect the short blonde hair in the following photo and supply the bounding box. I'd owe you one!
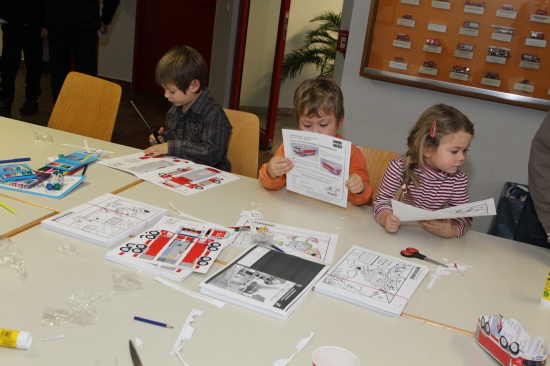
[293,76,344,123]
[155,45,207,93]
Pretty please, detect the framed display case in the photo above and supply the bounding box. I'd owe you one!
[361,0,550,110]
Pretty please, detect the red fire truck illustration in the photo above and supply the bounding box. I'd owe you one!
[160,167,222,190]
[321,160,342,175]
[293,146,317,157]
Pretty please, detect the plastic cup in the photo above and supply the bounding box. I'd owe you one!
[312,346,360,366]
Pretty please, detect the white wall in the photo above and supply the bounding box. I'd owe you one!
[338,0,548,233]
[98,0,136,81]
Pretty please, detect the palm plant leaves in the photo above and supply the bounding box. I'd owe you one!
[281,11,341,82]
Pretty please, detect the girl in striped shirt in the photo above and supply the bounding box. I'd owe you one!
[373,104,474,238]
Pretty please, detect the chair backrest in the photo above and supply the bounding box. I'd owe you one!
[224,109,260,178]
[357,146,401,203]
[47,72,122,141]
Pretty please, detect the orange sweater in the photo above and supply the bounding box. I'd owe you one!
[258,136,373,205]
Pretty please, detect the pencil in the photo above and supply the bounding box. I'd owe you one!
[0,200,17,215]
[133,316,173,328]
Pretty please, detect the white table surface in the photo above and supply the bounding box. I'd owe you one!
[2,119,549,365]
[1,119,142,212]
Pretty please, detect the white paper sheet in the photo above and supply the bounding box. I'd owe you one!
[391,198,496,221]
[283,130,350,207]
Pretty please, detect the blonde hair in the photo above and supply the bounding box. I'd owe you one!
[396,104,474,200]
[155,45,207,93]
[293,76,344,123]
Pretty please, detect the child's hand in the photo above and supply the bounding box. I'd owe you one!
[144,142,168,156]
[149,127,165,145]
[418,219,458,238]
[267,156,293,178]
[345,173,365,194]
[380,212,401,233]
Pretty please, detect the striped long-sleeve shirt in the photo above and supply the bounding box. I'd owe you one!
[373,156,472,237]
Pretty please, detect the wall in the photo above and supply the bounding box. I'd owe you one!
[98,0,136,81]
[338,0,548,233]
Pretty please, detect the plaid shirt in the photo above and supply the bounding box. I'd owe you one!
[162,88,232,171]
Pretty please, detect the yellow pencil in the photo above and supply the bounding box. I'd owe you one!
[0,200,17,215]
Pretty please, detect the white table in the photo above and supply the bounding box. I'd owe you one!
[1,120,548,365]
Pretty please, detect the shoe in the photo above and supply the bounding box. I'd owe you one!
[19,99,39,115]
[0,100,12,118]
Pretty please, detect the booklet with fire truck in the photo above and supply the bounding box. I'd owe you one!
[475,314,548,366]
[314,245,428,317]
[199,245,328,320]
[105,216,237,282]
[41,194,168,247]
[98,152,238,196]
[282,130,351,208]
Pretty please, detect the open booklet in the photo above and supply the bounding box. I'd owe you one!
[106,216,237,282]
[199,245,328,320]
[283,129,351,207]
[98,152,238,196]
[314,245,428,317]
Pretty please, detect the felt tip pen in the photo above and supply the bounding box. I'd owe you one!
[133,316,174,328]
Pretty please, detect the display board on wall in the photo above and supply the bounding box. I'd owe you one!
[361,0,550,110]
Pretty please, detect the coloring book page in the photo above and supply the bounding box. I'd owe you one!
[391,198,496,221]
[282,130,351,208]
[231,217,338,264]
[315,245,428,317]
[41,194,168,247]
[99,152,238,196]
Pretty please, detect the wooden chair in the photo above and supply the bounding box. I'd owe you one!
[357,146,401,203]
[224,109,260,178]
[47,72,122,141]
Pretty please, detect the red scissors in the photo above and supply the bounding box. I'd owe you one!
[400,247,448,267]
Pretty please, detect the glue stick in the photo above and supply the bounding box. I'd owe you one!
[541,271,550,307]
[0,328,32,349]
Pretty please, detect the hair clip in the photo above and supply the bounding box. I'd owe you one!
[429,120,437,138]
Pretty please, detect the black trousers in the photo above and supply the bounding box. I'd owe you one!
[514,193,548,248]
[0,24,43,102]
[48,28,98,102]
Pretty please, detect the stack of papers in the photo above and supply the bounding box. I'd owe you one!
[106,216,237,282]
[199,246,328,320]
[41,194,168,247]
[314,245,428,317]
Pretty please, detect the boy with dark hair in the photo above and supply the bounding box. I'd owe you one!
[144,45,232,172]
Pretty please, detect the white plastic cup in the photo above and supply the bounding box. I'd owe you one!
[312,346,360,366]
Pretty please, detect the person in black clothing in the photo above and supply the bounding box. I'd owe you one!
[45,0,120,102]
[0,0,46,117]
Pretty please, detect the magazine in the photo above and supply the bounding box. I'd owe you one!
[314,245,428,317]
[41,194,168,247]
[105,216,237,281]
[199,246,328,320]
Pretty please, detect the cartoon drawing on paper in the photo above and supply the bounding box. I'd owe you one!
[321,248,417,304]
[53,196,161,240]
[231,218,338,263]
[445,202,490,216]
